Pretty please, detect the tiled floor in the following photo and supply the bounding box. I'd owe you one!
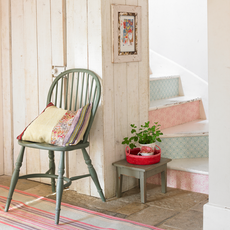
[0,175,208,230]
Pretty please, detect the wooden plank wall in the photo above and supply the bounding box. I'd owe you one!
[0,0,149,198]
[66,0,90,195]
[0,0,63,180]
[1,0,13,176]
[102,0,149,198]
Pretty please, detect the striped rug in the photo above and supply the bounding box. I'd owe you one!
[0,185,163,230]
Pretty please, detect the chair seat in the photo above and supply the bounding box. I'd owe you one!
[18,140,89,151]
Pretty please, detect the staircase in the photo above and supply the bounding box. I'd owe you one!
[147,76,209,194]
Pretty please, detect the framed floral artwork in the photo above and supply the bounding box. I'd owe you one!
[111,4,142,63]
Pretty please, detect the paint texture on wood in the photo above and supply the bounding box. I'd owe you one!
[51,0,66,66]
[1,0,13,175]
[0,0,149,198]
[11,0,26,175]
[37,0,53,183]
[102,0,149,198]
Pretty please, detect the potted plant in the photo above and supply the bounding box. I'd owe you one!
[122,121,163,156]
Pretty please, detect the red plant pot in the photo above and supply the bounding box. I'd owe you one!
[125,145,161,165]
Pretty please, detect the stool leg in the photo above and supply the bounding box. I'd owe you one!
[55,151,65,225]
[48,150,56,192]
[5,146,25,212]
[116,167,123,198]
[161,166,167,193]
[140,172,147,203]
[82,148,106,202]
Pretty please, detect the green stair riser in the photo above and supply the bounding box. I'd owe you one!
[157,136,209,159]
[150,78,179,102]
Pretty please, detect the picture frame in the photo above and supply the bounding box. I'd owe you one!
[111,4,142,63]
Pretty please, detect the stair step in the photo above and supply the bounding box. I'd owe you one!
[149,96,201,130]
[162,119,209,137]
[150,76,180,101]
[158,134,209,159]
[149,95,201,111]
[167,157,208,175]
[147,158,209,194]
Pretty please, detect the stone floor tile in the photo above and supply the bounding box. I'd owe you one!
[0,175,43,191]
[147,190,208,211]
[0,176,207,229]
[48,189,99,209]
[88,197,131,212]
[157,224,183,230]
[116,202,149,215]
[24,183,53,196]
[163,210,203,230]
[190,197,208,212]
[126,206,179,226]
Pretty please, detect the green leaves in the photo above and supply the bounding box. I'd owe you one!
[131,129,136,134]
[122,121,163,149]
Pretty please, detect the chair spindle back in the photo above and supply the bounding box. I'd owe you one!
[46,69,101,143]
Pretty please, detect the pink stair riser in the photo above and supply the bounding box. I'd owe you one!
[147,169,209,195]
[149,100,200,130]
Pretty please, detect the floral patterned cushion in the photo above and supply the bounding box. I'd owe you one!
[17,103,92,146]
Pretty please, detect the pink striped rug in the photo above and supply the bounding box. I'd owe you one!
[0,185,164,230]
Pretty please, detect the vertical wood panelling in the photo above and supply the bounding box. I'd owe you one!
[114,62,128,192]
[37,0,53,183]
[112,0,129,190]
[0,0,3,175]
[138,0,149,124]
[125,0,139,191]
[50,0,66,181]
[1,0,149,198]
[23,0,40,178]
[102,0,149,197]
[1,0,13,175]
[88,0,104,196]
[102,0,115,197]
[66,0,87,69]
[51,0,66,66]
[113,0,129,194]
[11,0,26,175]
[66,0,90,195]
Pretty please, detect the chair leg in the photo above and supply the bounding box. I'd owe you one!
[5,146,25,212]
[82,148,106,202]
[55,151,65,225]
[48,150,56,193]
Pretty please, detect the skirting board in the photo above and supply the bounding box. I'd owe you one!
[203,203,230,230]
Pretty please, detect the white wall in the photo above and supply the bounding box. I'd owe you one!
[204,0,230,229]
[0,0,3,175]
[0,0,149,198]
[150,50,208,119]
[149,0,208,82]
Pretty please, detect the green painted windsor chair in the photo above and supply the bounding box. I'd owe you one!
[5,68,106,224]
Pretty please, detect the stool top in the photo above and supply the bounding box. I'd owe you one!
[112,157,172,172]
